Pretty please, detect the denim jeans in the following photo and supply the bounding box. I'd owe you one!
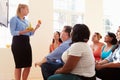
[41,62,63,80]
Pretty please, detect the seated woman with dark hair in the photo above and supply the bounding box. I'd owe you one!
[49,31,62,53]
[96,27,120,80]
[101,32,117,60]
[48,24,96,80]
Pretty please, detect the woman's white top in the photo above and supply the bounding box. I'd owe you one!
[62,42,95,77]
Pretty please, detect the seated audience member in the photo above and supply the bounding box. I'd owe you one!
[90,32,104,61]
[35,26,72,80]
[96,27,120,80]
[49,31,62,53]
[48,24,96,80]
[101,32,117,59]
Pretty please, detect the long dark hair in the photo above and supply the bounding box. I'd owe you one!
[107,32,117,45]
[112,41,120,52]
[52,31,62,43]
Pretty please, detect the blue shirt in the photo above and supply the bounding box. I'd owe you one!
[46,39,71,63]
[101,45,114,59]
[10,16,34,36]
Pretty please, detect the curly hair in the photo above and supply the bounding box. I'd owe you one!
[71,24,90,44]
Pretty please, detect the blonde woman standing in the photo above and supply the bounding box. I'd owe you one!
[10,4,40,80]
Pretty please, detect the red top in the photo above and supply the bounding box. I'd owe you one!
[91,42,104,61]
[49,42,61,53]
[93,46,102,61]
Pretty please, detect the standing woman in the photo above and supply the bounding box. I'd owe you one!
[10,4,40,80]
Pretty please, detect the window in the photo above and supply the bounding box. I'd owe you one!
[103,0,120,33]
[53,0,85,32]
[0,0,29,48]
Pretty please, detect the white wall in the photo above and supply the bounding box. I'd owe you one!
[0,49,14,80]
[84,0,104,43]
[29,0,53,79]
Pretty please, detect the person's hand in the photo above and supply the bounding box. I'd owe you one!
[25,28,34,32]
[35,57,47,67]
[35,20,41,29]
[26,27,34,31]
[95,60,100,65]
[55,68,62,74]
[35,23,40,29]
[95,63,103,70]
[32,20,41,32]
[35,62,42,67]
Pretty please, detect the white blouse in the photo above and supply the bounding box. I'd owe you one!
[62,42,95,77]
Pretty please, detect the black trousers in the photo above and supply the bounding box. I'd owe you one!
[96,68,120,80]
[41,62,63,80]
[77,75,96,80]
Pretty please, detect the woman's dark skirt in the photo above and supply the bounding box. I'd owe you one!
[11,35,32,68]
